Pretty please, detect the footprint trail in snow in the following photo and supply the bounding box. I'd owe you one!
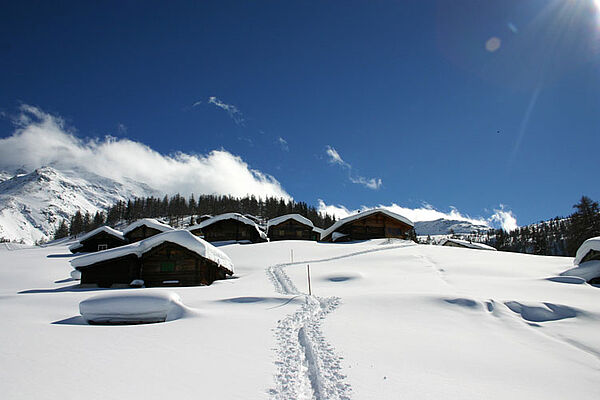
[267,263,352,400]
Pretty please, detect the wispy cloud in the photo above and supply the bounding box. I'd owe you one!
[117,123,127,134]
[317,200,518,230]
[277,137,289,152]
[207,96,245,126]
[0,105,290,199]
[325,145,382,190]
[349,176,382,190]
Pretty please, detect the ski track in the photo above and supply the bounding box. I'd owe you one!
[267,241,415,400]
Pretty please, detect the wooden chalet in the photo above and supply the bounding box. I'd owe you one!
[123,218,174,243]
[69,226,127,253]
[320,209,414,242]
[267,214,321,241]
[187,213,267,243]
[439,238,497,251]
[71,230,234,288]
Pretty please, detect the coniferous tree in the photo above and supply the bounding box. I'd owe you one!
[54,220,70,239]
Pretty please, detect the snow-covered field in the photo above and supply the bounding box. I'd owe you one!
[1,239,598,399]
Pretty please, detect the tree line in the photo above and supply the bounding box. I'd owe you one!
[478,196,600,256]
[55,194,337,239]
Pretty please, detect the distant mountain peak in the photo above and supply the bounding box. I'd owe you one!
[0,166,160,244]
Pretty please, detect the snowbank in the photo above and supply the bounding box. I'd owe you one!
[561,260,600,281]
[71,230,234,273]
[79,291,187,324]
[439,238,497,251]
[122,218,174,236]
[320,208,414,240]
[573,236,600,265]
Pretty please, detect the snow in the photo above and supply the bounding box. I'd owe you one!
[267,214,314,229]
[0,166,158,244]
[71,230,234,273]
[573,236,600,265]
[561,260,600,282]
[68,226,125,252]
[1,239,599,399]
[187,212,267,240]
[122,218,174,236]
[79,291,187,324]
[320,208,414,240]
[439,238,497,251]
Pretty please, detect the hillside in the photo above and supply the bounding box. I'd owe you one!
[0,239,598,399]
[0,166,158,244]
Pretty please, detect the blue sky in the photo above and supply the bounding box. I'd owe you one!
[1,0,599,228]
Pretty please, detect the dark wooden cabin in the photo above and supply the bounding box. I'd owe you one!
[579,249,600,264]
[123,219,173,243]
[73,231,234,288]
[439,238,496,251]
[188,213,267,243]
[267,214,320,241]
[320,209,414,242]
[69,226,127,253]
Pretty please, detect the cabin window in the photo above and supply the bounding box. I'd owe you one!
[160,261,175,272]
[98,244,108,251]
[296,230,303,237]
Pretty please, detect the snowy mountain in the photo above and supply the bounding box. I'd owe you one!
[414,218,491,236]
[0,166,159,244]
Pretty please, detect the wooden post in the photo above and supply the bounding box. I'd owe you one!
[307,264,312,296]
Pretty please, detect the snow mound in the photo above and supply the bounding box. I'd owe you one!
[504,301,580,323]
[79,291,188,324]
[122,218,174,235]
[574,236,600,265]
[70,269,81,280]
[560,260,600,282]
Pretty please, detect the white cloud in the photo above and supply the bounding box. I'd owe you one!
[489,205,518,232]
[325,145,382,190]
[277,137,289,152]
[349,176,382,190]
[317,200,518,230]
[207,96,245,126]
[326,145,348,167]
[0,105,290,200]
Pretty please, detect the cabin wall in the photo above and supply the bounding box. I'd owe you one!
[79,255,140,287]
[75,232,127,253]
[125,226,163,243]
[331,213,412,241]
[202,220,263,243]
[268,220,317,241]
[140,242,225,286]
[581,249,600,264]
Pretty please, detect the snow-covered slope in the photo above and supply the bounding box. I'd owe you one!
[0,240,598,400]
[415,218,491,235]
[0,166,159,244]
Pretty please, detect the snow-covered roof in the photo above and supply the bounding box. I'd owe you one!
[561,260,600,281]
[68,226,125,251]
[439,238,497,251]
[320,208,414,240]
[71,230,233,273]
[574,236,600,265]
[267,214,314,230]
[122,218,174,236]
[187,213,267,240]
